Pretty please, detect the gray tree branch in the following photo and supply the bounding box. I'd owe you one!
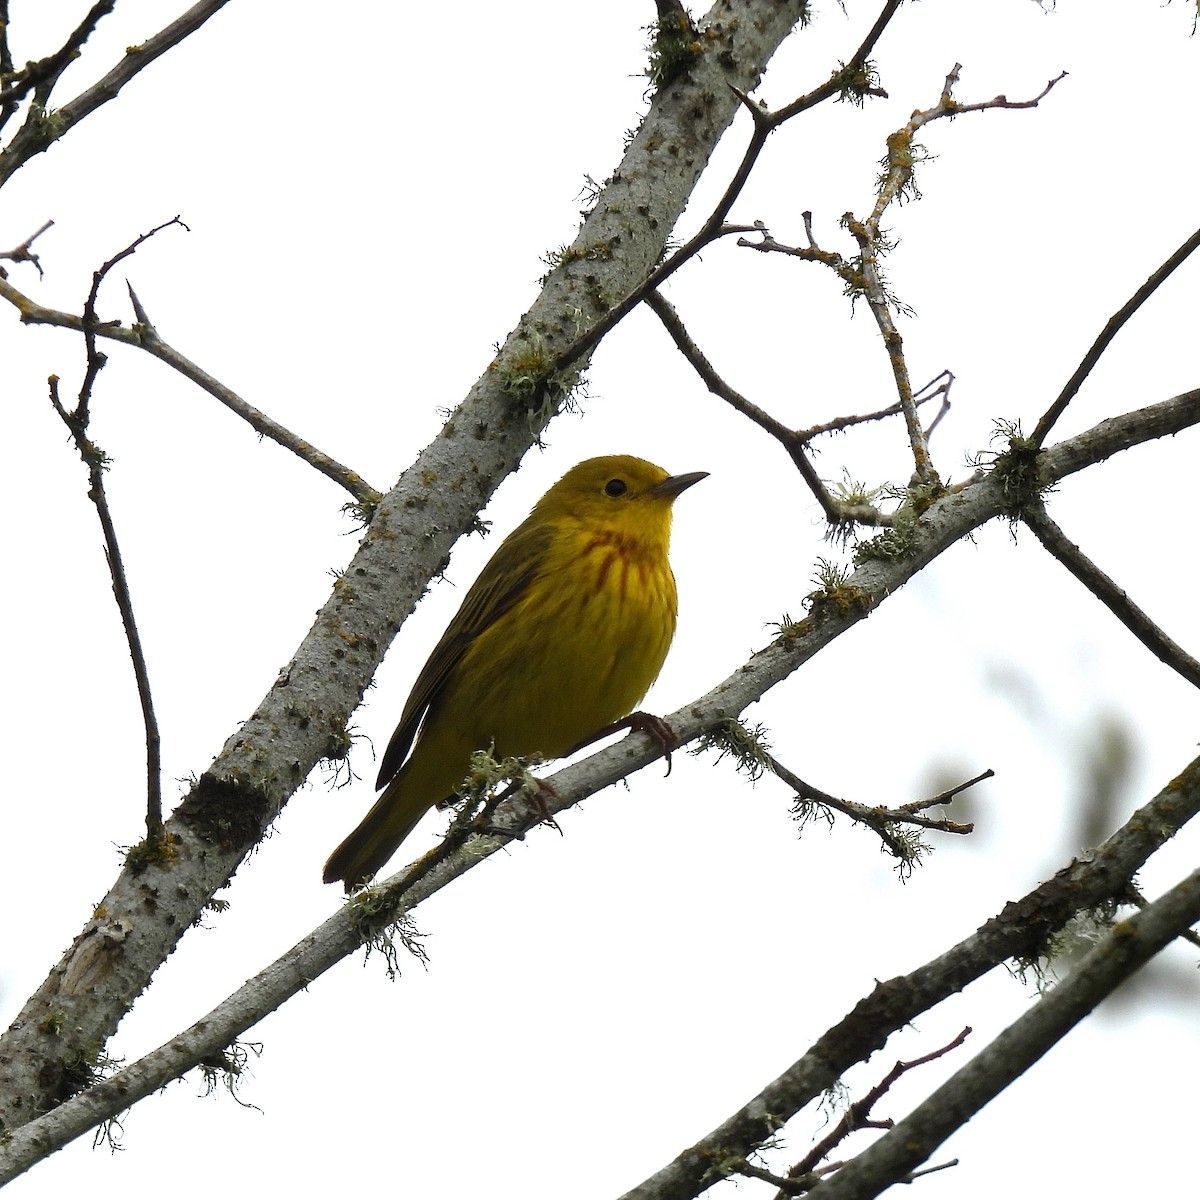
[613,753,1200,1200]
[1,387,1197,1178]
[0,270,382,503]
[0,1,235,187]
[804,862,1200,1200]
[0,0,822,1141]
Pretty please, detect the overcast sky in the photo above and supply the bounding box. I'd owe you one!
[3,2,1198,1197]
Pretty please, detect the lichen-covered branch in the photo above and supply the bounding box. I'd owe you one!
[644,289,842,521]
[612,754,1200,1200]
[803,862,1200,1200]
[645,289,953,528]
[0,1,114,128]
[1025,503,1200,690]
[549,0,906,380]
[759,1028,972,1199]
[0,1,234,187]
[0,0,820,1142]
[1031,221,1200,447]
[739,64,1066,490]
[2,387,1196,1173]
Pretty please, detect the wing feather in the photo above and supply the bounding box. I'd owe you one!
[374,517,554,787]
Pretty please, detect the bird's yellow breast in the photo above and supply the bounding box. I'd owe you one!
[432,520,677,762]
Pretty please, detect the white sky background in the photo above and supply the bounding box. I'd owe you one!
[2,1,1198,1196]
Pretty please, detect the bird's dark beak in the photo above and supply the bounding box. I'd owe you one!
[647,470,708,500]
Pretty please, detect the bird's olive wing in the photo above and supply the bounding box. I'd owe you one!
[374,518,553,787]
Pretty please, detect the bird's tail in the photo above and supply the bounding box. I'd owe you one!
[322,772,430,892]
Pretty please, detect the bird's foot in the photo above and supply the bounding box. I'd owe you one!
[474,779,563,840]
[570,711,679,775]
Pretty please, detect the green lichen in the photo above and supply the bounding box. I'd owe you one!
[834,57,883,107]
[29,103,68,140]
[493,335,585,428]
[347,886,430,981]
[541,239,616,276]
[805,559,873,616]
[38,1011,67,1037]
[982,419,1053,521]
[61,1040,120,1096]
[831,473,884,509]
[768,611,807,643]
[877,131,932,206]
[853,524,913,564]
[124,831,181,873]
[694,718,773,782]
[341,497,377,527]
[645,10,704,91]
[1012,902,1119,993]
[198,1040,263,1109]
[852,500,929,564]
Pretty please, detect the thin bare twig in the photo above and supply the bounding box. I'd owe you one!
[547,0,907,379]
[47,374,163,839]
[768,0,902,123]
[125,285,382,506]
[765,750,977,872]
[795,372,953,442]
[644,292,792,442]
[0,218,53,278]
[0,1,114,119]
[917,369,954,439]
[1025,504,1200,692]
[0,1,232,187]
[1030,221,1200,448]
[63,225,191,838]
[4,408,1200,1179]
[0,0,15,128]
[904,1160,960,1185]
[0,272,380,504]
[803,865,1200,1199]
[738,217,845,268]
[79,218,189,415]
[742,65,1064,491]
[609,757,1200,1200]
[933,66,1066,115]
[646,291,949,530]
[897,768,993,815]
[643,289,844,521]
[767,1029,972,1199]
[850,64,1066,484]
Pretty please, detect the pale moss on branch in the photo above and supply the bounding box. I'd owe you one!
[977,418,1055,521]
[644,10,705,91]
[834,57,883,106]
[492,335,586,429]
[804,558,872,616]
[198,1040,263,1109]
[694,718,773,782]
[348,886,430,981]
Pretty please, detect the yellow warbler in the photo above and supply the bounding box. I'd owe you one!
[323,454,706,889]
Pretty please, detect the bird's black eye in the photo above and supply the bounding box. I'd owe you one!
[604,478,628,498]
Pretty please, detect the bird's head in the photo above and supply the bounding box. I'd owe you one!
[535,455,707,535]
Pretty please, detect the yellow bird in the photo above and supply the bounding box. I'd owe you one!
[323,454,706,890]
